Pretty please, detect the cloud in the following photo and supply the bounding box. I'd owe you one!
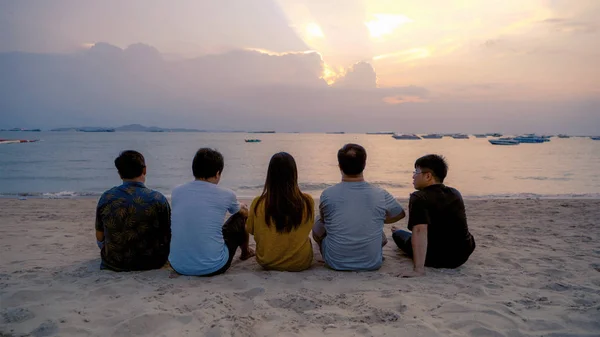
[332,62,377,89]
[382,95,427,104]
[0,42,429,129]
[538,18,597,34]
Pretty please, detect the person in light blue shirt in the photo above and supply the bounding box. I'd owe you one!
[169,148,254,276]
[312,144,405,271]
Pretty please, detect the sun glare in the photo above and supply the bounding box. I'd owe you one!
[365,14,413,39]
[305,22,325,39]
[373,48,431,62]
[245,48,319,57]
[320,63,346,85]
[80,42,95,49]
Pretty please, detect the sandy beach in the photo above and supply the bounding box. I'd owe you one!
[1,198,599,337]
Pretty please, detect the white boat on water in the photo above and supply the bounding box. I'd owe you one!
[489,138,519,145]
[392,133,421,140]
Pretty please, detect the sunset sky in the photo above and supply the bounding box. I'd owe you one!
[1,0,599,132]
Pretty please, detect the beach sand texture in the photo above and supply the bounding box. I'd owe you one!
[1,198,599,337]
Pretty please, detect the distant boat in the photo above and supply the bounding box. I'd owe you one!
[591,136,600,140]
[392,133,421,140]
[473,134,487,138]
[366,132,395,135]
[7,128,41,132]
[486,133,503,137]
[245,139,261,143]
[77,128,115,132]
[326,132,345,134]
[421,134,443,139]
[489,138,519,145]
[451,134,469,139]
[0,139,39,144]
[513,135,547,143]
[557,134,570,138]
[249,131,275,134]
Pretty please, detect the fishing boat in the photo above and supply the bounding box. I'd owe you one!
[244,139,261,143]
[421,134,443,139]
[451,134,469,139]
[366,132,394,135]
[392,133,421,140]
[557,134,570,138]
[486,133,503,137]
[591,136,600,140]
[473,134,487,138]
[489,138,519,145]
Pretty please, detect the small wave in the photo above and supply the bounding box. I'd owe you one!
[515,176,572,181]
[238,183,335,191]
[370,181,408,189]
[0,191,101,199]
[237,181,407,191]
[463,193,600,200]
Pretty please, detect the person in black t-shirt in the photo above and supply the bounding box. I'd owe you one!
[391,154,475,277]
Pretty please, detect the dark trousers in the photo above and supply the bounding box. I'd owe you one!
[392,229,414,257]
[392,229,475,269]
[202,212,248,277]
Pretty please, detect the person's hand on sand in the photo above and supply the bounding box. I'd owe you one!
[240,247,255,260]
[397,268,425,278]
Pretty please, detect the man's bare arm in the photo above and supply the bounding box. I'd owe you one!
[385,210,406,224]
[410,224,427,275]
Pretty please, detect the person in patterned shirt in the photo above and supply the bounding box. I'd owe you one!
[95,150,171,271]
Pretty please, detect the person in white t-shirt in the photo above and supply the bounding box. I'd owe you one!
[169,148,254,276]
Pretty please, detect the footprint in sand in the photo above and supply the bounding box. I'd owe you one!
[1,307,35,324]
[112,313,192,337]
[236,287,265,299]
[266,295,323,314]
[31,320,59,337]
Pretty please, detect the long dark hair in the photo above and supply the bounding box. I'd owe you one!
[254,152,314,233]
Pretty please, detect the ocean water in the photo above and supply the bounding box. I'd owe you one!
[1,131,600,199]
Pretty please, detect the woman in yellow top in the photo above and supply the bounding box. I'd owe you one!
[246,152,315,271]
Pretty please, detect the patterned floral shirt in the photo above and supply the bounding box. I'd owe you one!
[95,182,171,271]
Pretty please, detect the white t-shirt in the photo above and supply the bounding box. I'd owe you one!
[168,181,240,275]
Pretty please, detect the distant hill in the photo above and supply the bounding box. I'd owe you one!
[115,124,204,132]
[49,124,204,132]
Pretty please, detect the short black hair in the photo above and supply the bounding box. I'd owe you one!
[415,154,448,183]
[338,143,367,175]
[114,150,146,179]
[192,148,224,179]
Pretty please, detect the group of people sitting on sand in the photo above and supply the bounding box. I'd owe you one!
[95,144,475,277]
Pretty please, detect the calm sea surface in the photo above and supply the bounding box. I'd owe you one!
[1,132,600,199]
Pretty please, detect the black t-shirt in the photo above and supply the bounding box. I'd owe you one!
[408,184,475,267]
